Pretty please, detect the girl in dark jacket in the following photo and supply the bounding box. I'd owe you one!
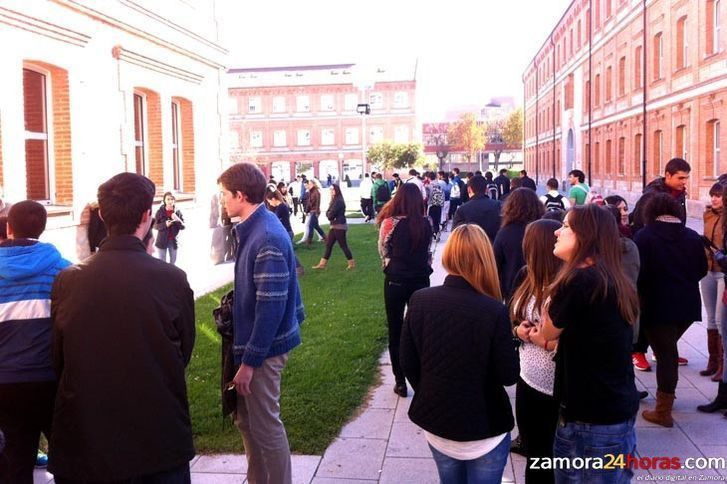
[154,192,185,265]
[265,188,304,276]
[377,183,433,397]
[313,184,354,270]
[494,188,545,301]
[635,193,708,427]
[400,224,518,483]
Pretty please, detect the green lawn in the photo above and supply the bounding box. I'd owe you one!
[187,223,388,454]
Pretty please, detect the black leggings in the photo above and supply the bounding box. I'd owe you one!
[323,228,353,260]
[428,206,442,236]
[515,377,558,484]
[633,323,650,353]
[384,277,430,384]
[644,321,693,394]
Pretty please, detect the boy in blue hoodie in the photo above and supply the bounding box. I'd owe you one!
[0,201,70,483]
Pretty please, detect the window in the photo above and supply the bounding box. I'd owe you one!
[618,57,626,96]
[273,96,286,113]
[634,46,643,88]
[171,101,182,191]
[321,128,334,145]
[584,80,591,110]
[606,0,612,19]
[273,130,286,147]
[369,92,384,109]
[634,133,643,176]
[675,124,687,159]
[23,68,51,200]
[577,19,582,48]
[370,126,384,143]
[296,95,310,112]
[618,137,625,174]
[595,0,601,28]
[133,92,146,177]
[250,130,263,148]
[653,33,663,80]
[394,91,409,108]
[344,93,358,111]
[606,139,612,173]
[707,0,721,55]
[320,94,334,112]
[297,129,310,146]
[605,66,612,102]
[345,127,359,145]
[676,16,688,69]
[394,126,409,143]
[708,120,721,177]
[595,141,600,174]
[594,74,601,106]
[569,29,574,56]
[248,96,261,114]
[653,130,663,175]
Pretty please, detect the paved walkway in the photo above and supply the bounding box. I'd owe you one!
[34,215,727,483]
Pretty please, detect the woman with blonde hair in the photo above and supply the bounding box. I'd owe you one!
[400,224,519,483]
[510,219,562,484]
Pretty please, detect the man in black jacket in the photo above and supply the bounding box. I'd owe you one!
[630,158,690,235]
[494,169,511,199]
[50,173,195,483]
[452,175,502,241]
[519,170,537,191]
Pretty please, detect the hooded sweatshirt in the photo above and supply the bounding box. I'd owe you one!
[0,239,71,383]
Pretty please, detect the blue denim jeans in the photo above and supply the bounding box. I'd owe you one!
[428,432,510,484]
[156,246,177,265]
[553,417,636,484]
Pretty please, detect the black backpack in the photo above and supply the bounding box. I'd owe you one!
[544,193,566,212]
[376,182,391,202]
[486,182,498,200]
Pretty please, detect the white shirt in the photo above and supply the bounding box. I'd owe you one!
[405,176,426,199]
[424,431,508,460]
[359,177,373,199]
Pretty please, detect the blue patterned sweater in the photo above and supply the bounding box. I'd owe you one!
[0,240,71,383]
[233,204,304,367]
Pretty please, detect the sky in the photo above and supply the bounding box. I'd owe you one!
[223,0,571,120]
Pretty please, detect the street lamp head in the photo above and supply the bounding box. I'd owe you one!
[356,103,371,115]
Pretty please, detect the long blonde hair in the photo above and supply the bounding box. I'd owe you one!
[442,224,502,300]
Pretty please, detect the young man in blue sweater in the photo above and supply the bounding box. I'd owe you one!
[0,201,70,483]
[218,162,304,484]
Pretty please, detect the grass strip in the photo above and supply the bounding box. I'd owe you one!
[187,223,387,454]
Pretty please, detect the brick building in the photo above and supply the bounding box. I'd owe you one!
[523,0,725,212]
[227,63,418,183]
[0,0,227,258]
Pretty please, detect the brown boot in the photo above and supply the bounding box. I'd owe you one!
[642,390,675,427]
[312,258,328,269]
[701,329,720,376]
[346,259,356,270]
[711,338,724,382]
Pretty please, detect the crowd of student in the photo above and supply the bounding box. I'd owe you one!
[1,155,725,483]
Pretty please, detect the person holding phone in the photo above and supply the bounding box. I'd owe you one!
[154,192,185,265]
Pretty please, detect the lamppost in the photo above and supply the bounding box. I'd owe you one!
[357,103,371,175]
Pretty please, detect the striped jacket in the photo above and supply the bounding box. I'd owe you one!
[0,239,71,383]
[232,204,304,367]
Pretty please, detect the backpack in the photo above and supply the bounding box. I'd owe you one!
[544,193,566,212]
[376,182,391,203]
[486,182,498,200]
[450,182,461,199]
[430,184,445,207]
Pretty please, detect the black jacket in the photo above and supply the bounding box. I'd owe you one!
[520,176,537,191]
[634,221,707,326]
[494,174,511,199]
[400,275,519,441]
[154,205,185,250]
[326,197,347,226]
[49,235,195,480]
[452,194,502,242]
[494,222,527,302]
[630,177,687,234]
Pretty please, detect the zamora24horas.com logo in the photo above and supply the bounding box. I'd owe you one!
[528,454,727,472]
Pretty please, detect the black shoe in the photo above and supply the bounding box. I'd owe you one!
[639,390,649,400]
[697,382,727,413]
[394,383,408,398]
[510,435,527,457]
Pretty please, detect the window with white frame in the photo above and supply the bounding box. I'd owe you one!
[273,96,286,113]
[393,92,409,108]
[345,127,359,145]
[297,129,311,146]
[23,67,51,200]
[320,94,335,111]
[394,126,409,143]
[171,101,182,191]
[133,92,146,177]
[369,92,384,109]
[296,95,310,112]
[273,130,287,147]
[369,126,384,143]
[715,121,721,176]
[321,128,335,145]
[248,96,261,114]
[344,93,358,111]
[250,130,263,148]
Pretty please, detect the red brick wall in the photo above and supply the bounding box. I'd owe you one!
[174,97,196,193]
[136,88,163,192]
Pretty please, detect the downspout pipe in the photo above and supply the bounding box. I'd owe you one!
[535,61,540,184]
[642,0,648,189]
[552,35,557,180]
[588,0,593,186]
